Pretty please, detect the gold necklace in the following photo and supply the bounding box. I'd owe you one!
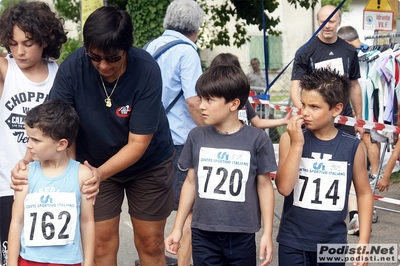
[100,75,119,108]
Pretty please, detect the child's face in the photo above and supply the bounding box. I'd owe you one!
[26,125,60,162]
[300,90,338,131]
[198,95,232,125]
[9,25,45,70]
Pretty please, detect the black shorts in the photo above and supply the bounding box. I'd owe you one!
[1,196,13,265]
[94,156,174,221]
[192,228,256,266]
[278,244,345,266]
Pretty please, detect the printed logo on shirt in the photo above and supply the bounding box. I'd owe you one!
[5,113,25,130]
[3,91,48,144]
[116,105,132,118]
[329,51,334,56]
[315,58,344,75]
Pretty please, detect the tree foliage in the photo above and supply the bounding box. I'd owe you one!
[126,0,170,48]
[52,0,352,50]
[127,0,313,49]
[53,0,81,26]
[322,0,352,12]
[0,0,20,14]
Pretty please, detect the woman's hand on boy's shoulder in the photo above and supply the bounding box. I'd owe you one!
[79,161,100,203]
[10,159,30,191]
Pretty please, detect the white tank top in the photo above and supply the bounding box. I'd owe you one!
[0,55,58,197]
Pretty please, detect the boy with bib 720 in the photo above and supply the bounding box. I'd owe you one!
[164,65,276,265]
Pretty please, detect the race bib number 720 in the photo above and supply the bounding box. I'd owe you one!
[198,147,250,202]
[24,192,77,246]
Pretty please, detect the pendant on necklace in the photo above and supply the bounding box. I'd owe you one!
[105,98,112,108]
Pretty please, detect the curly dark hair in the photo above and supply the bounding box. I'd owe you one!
[0,1,68,60]
[26,99,80,148]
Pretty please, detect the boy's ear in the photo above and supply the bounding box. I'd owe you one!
[229,98,241,111]
[57,139,69,151]
[332,102,344,117]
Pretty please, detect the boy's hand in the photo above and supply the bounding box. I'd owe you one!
[282,109,294,125]
[259,233,273,265]
[355,125,365,139]
[286,115,304,146]
[164,230,182,255]
[82,161,101,202]
[10,159,29,191]
[376,177,389,192]
[353,243,369,266]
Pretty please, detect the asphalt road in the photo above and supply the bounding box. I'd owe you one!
[117,182,400,266]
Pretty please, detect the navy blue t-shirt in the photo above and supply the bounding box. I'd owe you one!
[50,46,174,177]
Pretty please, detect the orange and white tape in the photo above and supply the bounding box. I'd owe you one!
[373,194,400,206]
[250,97,400,135]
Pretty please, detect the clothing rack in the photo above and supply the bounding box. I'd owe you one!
[365,33,400,46]
[365,33,400,40]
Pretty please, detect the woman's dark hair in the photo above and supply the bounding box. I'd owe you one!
[83,6,133,55]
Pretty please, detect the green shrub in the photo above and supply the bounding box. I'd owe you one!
[59,37,82,63]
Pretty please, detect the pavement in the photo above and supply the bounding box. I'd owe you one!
[117,181,400,266]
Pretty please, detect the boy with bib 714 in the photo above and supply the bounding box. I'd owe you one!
[164,65,277,265]
[8,99,94,266]
[275,68,373,266]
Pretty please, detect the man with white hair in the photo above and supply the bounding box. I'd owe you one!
[146,1,205,265]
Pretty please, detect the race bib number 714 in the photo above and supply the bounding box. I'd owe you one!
[293,158,347,211]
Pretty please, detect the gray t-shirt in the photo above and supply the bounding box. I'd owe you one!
[179,125,277,233]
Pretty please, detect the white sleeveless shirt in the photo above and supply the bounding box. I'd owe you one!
[0,55,58,197]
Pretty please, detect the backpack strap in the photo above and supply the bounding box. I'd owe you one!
[152,39,192,59]
[165,90,184,114]
[148,39,194,113]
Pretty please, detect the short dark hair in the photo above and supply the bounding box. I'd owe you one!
[83,6,133,55]
[299,68,350,109]
[210,53,241,69]
[0,1,67,60]
[251,58,260,62]
[337,26,359,42]
[25,99,80,147]
[196,65,249,110]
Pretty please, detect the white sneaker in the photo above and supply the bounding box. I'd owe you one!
[369,174,377,190]
[348,214,360,235]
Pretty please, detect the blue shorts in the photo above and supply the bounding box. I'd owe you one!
[191,228,256,266]
[278,244,345,266]
[173,145,188,210]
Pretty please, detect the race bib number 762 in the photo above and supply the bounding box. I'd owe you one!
[24,192,77,246]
